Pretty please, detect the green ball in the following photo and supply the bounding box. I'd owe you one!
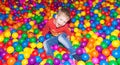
[70,4,74,8]
[101,15,106,20]
[30,37,36,43]
[110,35,117,41]
[86,34,91,39]
[46,59,53,65]
[96,17,101,21]
[36,16,44,24]
[86,62,94,65]
[113,12,118,18]
[86,15,90,20]
[55,54,62,60]
[75,15,79,20]
[18,38,24,44]
[101,42,108,49]
[92,28,97,32]
[3,37,9,43]
[117,58,120,64]
[109,60,118,65]
[34,28,39,34]
[73,44,80,50]
[22,33,28,39]
[3,26,9,30]
[15,45,23,52]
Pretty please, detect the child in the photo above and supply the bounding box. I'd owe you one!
[42,8,81,61]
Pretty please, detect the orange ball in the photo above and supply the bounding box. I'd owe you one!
[7,57,16,65]
[82,30,88,35]
[102,48,110,57]
[87,42,94,49]
[89,38,95,43]
[28,32,34,38]
[90,50,99,58]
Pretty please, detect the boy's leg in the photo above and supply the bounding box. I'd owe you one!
[43,36,58,56]
[58,33,81,61]
[58,33,75,55]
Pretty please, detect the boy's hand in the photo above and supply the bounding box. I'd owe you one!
[67,36,70,40]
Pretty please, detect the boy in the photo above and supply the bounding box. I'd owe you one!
[42,8,81,61]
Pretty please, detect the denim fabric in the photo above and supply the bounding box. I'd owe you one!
[43,33,75,56]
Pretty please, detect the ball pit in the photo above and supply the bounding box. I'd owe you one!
[0,0,120,65]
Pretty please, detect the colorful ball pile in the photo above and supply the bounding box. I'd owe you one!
[0,0,120,65]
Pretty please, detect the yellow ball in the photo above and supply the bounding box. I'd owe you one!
[12,32,18,39]
[0,35,4,42]
[22,59,28,65]
[30,43,36,49]
[4,30,11,37]
[112,40,120,48]
[29,21,35,26]
[7,46,14,53]
[81,11,86,16]
[37,42,43,49]
[85,22,90,27]
[74,21,79,27]
[108,56,116,61]
[100,20,105,24]
[77,61,85,65]
[94,9,99,14]
[40,59,47,65]
[74,28,79,33]
[24,52,30,59]
[54,51,59,57]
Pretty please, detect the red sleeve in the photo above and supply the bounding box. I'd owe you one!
[42,22,50,36]
[64,24,72,36]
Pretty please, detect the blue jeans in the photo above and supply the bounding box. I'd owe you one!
[43,33,75,56]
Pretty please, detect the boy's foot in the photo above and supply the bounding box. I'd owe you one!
[72,54,81,61]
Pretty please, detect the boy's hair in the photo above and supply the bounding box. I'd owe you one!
[59,8,70,18]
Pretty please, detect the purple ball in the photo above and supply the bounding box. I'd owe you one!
[96,45,103,52]
[62,53,69,61]
[53,44,59,50]
[34,63,39,65]
[116,25,120,30]
[54,58,60,65]
[100,33,106,38]
[80,42,87,47]
[0,51,6,57]
[76,48,83,55]
[28,56,36,64]
[98,54,106,60]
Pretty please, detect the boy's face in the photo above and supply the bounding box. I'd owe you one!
[55,11,70,28]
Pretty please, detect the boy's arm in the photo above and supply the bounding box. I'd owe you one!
[42,23,49,36]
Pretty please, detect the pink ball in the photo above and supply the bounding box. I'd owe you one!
[92,58,99,64]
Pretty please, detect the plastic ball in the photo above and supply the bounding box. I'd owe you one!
[55,54,62,60]
[22,59,28,65]
[76,48,83,55]
[102,48,110,57]
[7,46,14,53]
[18,54,24,61]
[36,56,42,63]
[34,28,39,34]
[77,61,85,65]
[7,57,16,65]
[28,56,36,64]
[15,45,23,52]
[46,59,53,65]
[86,62,94,65]
[112,50,120,58]
[92,58,99,64]
[64,61,71,65]
[53,58,60,65]
[109,60,118,65]
[39,36,45,42]
[100,60,108,65]
[62,53,69,61]
[81,53,89,61]
[112,40,120,48]
[12,32,18,39]
[14,62,22,65]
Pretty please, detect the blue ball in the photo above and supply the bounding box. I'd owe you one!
[22,41,28,48]
[14,61,21,65]
[100,60,108,65]
[71,18,76,23]
[81,53,89,61]
[36,56,42,63]
[39,36,45,42]
[64,61,71,65]
[12,42,19,48]
[103,39,111,46]
[112,50,120,58]
[38,48,44,53]
[18,54,24,61]
[45,34,51,39]
[0,26,3,31]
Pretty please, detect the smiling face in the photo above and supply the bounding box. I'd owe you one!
[55,10,70,28]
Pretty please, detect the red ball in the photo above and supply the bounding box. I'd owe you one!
[58,47,63,52]
[6,40,13,46]
[118,33,120,37]
[105,22,111,27]
[108,45,115,52]
[3,54,12,60]
[17,30,23,35]
[86,27,92,31]
[81,37,88,42]
[0,42,4,48]
[40,52,47,59]
[0,60,2,65]
[31,50,38,56]
[96,24,102,30]
[13,52,19,59]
